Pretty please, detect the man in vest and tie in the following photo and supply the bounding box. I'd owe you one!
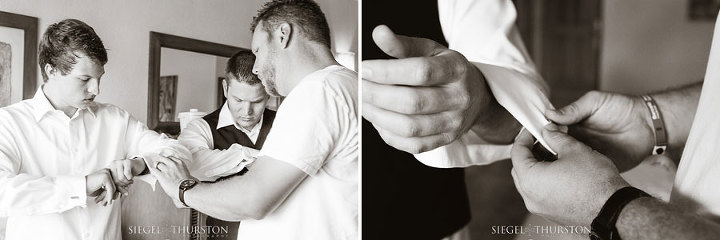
[177,50,275,240]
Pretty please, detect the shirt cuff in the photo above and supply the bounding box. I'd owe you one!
[57,175,87,209]
[413,131,512,168]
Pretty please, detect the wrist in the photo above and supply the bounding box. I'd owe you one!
[590,186,651,240]
[131,157,148,175]
[632,96,658,158]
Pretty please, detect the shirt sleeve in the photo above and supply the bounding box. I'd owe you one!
[414,0,554,168]
[259,81,340,176]
[177,118,256,182]
[0,119,87,217]
[123,113,192,186]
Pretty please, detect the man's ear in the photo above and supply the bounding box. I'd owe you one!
[43,64,57,79]
[222,79,229,98]
[277,22,292,49]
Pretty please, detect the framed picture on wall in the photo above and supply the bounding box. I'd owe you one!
[159,75,178,122]
[0,11,38,108]
[689,0,720,20]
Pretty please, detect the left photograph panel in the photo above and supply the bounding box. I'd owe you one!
[0,0,358,239]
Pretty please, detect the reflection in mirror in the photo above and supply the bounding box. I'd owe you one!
[148,32,282,136]
[159,48,228,122]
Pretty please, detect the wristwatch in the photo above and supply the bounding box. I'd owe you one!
[178,179,199,208]
[590,187,650,240]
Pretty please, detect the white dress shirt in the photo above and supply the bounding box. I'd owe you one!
[414,0,552,168]
[239,65,358,240]
[0,88,189,240]
[670,14,720,219]
[178,103,261,182]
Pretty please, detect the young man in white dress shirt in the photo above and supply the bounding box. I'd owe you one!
[0,19,190,240]
[150,0,358,239]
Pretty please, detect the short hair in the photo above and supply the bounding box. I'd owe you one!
[250,0,331,48]
[226,50,261,85]
[38,19,108,81]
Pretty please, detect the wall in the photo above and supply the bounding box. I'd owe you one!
[600,0,715,94]
[0,0,358,123]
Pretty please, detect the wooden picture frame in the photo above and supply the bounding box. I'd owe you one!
[0,11,38,106]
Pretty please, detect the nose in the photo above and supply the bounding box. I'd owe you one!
[87,78,99,96]
[242,102,253,115]
[252,62,260,75]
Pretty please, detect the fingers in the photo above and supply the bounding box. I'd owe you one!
[371,25,442,59]
[363,55,465,86]
[365,26,464,87]
[94,190,106,204]
[363,103,462,137]
[102,170,116,206]
[541,124,589,157]
[362,80,467,115]
[374,124,454,154]
[510,129,538,172]
[123,160,133,180]
[545,91,600,125]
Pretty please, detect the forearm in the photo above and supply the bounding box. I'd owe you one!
[616,197,720,239]
[185,180,257,221]
[0,173,87,216]
[649,82,702,162]
[186,145,256,181]
[184,176,271,221]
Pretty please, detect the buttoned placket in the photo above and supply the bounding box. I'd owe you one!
[67,110,92,239]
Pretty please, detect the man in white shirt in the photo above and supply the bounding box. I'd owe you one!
[178,50,275,240]
[0,19,190,240]
[150,0,358,239]
[510,15,720,240]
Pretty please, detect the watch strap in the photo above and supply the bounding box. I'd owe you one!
[590,186,651,240]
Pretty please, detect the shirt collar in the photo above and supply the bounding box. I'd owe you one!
[217,102,263,134]
[31,86,97,122]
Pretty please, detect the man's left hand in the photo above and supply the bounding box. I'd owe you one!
[511,124,630,227]
[362,25,492,154]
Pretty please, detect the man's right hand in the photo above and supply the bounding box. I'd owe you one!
[85,168,117,206]
[545,91,654,172]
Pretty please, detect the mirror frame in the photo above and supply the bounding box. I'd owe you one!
[148,31,244,135]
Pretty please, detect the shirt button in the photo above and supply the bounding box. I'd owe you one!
[84,232,90,239]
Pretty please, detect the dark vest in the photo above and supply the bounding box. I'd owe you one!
[199,107,275,240]
[202,108,275,151]
[362,1,471,239]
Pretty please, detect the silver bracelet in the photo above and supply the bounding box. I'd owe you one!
[641,95,667,155]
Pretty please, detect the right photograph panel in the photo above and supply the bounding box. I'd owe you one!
[362,0,712,239]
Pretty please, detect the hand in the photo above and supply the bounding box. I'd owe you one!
[511,125,629,227]
[147,154,194,208]
[85,168,118,206]
[362,25,492,154]
[545,91,654,171]
[106,157,146,195]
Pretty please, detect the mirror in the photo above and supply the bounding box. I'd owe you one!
[148,32,244,135]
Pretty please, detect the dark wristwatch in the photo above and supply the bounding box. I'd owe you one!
[178,179,199,208]
[590,186,651,240]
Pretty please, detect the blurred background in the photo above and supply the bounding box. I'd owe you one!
[465,0,717,239]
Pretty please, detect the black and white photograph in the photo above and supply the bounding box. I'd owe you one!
[0,0,357,239]
[361,0,719,239]
[3,0,720,239]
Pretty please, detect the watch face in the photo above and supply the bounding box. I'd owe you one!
[180,179,197,190]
